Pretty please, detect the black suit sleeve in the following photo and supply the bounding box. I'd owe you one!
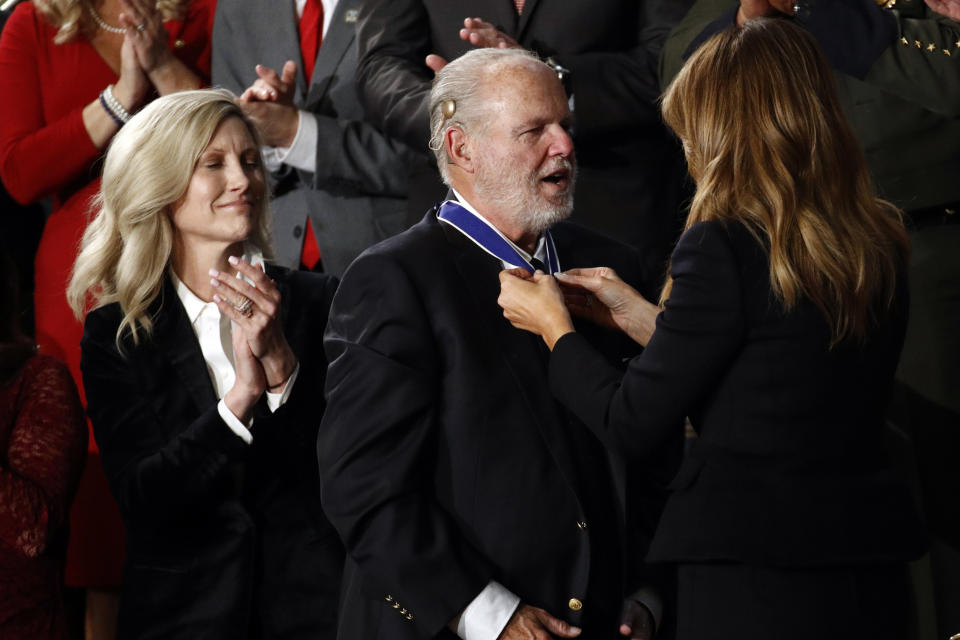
[249,272,337,508]
[553,0,689,135]
[81,308,249,522]
[355,0,433,150]
[319,251,492,635]
[357,0,686,149]
[550,221,745,460]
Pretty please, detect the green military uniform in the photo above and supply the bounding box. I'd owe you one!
[661,3,960,637]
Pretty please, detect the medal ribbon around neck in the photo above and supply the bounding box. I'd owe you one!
[437,200,559,275]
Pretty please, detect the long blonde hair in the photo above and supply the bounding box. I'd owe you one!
[35,0,187,44]
[661,18,909,345]
[68,89,273,347]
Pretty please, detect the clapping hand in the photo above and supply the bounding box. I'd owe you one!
[112,25,150,113]
[210,257,297,393]
[240,61,298,105]
[459,17,521,49]
[117,0,173,75]
[426,16,521,73]
[224,324,268,423]
[239,61,300,147]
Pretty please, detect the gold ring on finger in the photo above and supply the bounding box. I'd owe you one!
[233,295,254,318]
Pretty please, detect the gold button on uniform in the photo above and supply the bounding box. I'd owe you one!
[568,598,583,611]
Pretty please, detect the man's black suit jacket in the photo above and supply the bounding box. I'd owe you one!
[81,266,343,639]
[550,220,927,567]
[319,211,677,639]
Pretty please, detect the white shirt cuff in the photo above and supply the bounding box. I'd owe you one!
[457,581,520,640]
[266,362,299,412]
[217,398,253,444]
[264,110,317,174]
[262,145,283,173]
[629,586,662,631]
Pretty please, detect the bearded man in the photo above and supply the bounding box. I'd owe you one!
[318,48,676,640]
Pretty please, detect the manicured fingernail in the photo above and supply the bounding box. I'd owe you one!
[208,268,219,276]
[212,294,222,303]
[228,256,239,265]
[210,278,220,287]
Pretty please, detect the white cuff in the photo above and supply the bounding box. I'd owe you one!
[262,145,283,173]
[217,398,253,444]
[266,362,299,412]
[266,110,317,174]
[629,586,662,631]
[457,581,520,640]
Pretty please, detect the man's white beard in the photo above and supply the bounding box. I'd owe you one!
[473,153,576,235]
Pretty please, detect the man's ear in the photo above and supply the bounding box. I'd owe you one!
[445,126,474,173]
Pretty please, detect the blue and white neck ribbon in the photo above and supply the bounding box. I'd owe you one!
[437,200,560,275]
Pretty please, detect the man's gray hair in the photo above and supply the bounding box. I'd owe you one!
[428,48,546,185]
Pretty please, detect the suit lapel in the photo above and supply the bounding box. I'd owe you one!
[153,278,218,413]
[492,0,520,35]
[515,0,543,40]
[434,215,582,497]
[305,2,356,105]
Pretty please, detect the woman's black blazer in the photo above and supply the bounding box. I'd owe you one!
[81,266,342,639]
[551,220,926,567]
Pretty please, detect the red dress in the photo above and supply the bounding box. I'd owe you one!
[0,0,215,586]
[0,354,87,639]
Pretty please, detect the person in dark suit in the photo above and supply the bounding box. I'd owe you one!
[67,89,343,639]
[354,0,693,280]
[319,48,677,640]
[663,3,960,635]
[211,0,428,276]
[499,19,927,640]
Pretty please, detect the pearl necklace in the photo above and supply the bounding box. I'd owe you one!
[88,5,125,34]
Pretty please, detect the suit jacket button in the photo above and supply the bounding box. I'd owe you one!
[568,598,583,611]
[294,225,303,238]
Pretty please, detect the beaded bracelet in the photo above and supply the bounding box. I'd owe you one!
[98,91,125,127]
[101,84,132,124]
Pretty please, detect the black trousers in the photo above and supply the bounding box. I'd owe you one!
[673,562,909,640]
